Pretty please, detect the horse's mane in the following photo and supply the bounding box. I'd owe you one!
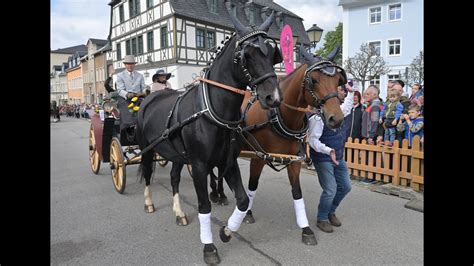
[209,33,237,66]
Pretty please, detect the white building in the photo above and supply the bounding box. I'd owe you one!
[340,0,423,98]
[107,0,311,89]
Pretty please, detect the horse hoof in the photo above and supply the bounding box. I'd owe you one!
[302,233,317,245]
[209,192,219,203]
[243,212,255,224]
[144,204,155,213]
[302,227,317,245]
[219,226,232,243]
[218,197,229,206]
[203,247,220,264]
[176,215,189,226]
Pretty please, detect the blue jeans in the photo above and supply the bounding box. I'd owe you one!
[384,127,396,144]
[314,160,352,221]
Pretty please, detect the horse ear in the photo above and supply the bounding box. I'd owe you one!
[300,45,314,65]
[327,46,340,62]
[258,11,274,32]
[225,1,249,36]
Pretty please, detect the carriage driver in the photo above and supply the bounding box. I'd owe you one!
[116,55,146,99]
[115,55,146,141]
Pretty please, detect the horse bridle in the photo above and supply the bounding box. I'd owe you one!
[233,30,280,92]
[303,60,347,112]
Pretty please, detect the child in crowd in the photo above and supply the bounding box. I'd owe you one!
[397,103,424,147]
[379,90,403,146]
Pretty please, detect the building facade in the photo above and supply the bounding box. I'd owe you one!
[66,52,86,104]
[51,45,87,104]
[340,0,423,99]
[82,39,110,104]
[108,0,310,90]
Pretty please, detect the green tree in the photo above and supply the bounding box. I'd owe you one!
[315,22,343,65]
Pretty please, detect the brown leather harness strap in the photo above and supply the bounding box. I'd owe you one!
[196,77,247,96]
[281,102,313,113]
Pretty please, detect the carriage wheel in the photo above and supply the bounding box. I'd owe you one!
[89,124,101,174]
[156,154,168,167]
[110,137,126,194]
[187,164,193,177]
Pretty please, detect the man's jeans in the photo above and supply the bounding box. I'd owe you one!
[314,160,352,221]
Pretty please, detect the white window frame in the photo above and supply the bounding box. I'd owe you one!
[387,74,400,82]
[387,38,402,57]
[369,75,380,86]
[388,3,402,22]
[367,40,382,57]
[368,6,382,25]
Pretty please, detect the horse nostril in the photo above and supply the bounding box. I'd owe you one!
[328,115,336,125]
[265,95,280,107]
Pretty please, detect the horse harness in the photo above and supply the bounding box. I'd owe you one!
[132,30,279,161]
[303,60,347,116]
[237,60,348,171]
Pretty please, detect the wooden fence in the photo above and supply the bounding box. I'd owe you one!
[344,136,424,191]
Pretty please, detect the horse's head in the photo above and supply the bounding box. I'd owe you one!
[300,46,346,129]
[223,3,283,109]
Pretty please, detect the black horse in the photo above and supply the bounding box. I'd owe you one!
[135,7,283,264]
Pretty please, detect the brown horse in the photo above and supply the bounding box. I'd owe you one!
[210,46,347,245]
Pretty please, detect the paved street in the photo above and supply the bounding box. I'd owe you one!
[51,117,423,265]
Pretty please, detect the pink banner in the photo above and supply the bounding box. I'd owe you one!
[280,25,294,75]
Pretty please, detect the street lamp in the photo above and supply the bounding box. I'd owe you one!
[306,24,324,53]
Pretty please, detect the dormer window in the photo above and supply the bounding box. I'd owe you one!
[276,11,284,29]
[209,0,218,13]
[260,6,270,22]
[227,0,237,16]
[244,2,255,25]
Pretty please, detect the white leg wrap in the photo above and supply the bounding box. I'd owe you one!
[172,194,185,217]
[227,206,247,232]
[144,186,153,206]
[198,213,213,244]
[293,198,309,228]
[247,189,257,211]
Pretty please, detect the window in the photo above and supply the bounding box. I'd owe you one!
[249,9,255,25]
[147,0,153,10]
[210,0,218,13]
[116,42,122,60]
[196,29,216,49]
[369,7,381,24]
[196,29,205,49]
[387,74,400,82]
[370,75,380,86]
[119,5,125,23]
[161,26,168,48]
[388,39,401,55]
[229,2,237,16]
[129,0,141,18]
[206,31,216,49]
[147,31,154,52]
[126,39,131,55]
[389,4,401,21]
[368,41,381,56]
[131,38,137,55]
[138,35,144,54]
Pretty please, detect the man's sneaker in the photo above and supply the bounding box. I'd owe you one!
[329,214,341,227]
[316,220,334,233]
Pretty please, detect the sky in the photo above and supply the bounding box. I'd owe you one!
[50,0,342,50]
